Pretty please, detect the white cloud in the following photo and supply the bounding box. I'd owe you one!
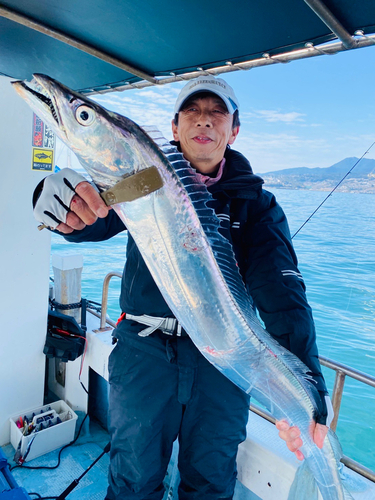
[54,83,374,176]
[93,84,184,140]
[242,109,306,124]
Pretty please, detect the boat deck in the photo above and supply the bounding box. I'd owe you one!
[2,411,375,500]
[1,305,374,499]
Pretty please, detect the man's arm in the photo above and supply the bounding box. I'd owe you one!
[243,190,326,393]
[242,189,329,457]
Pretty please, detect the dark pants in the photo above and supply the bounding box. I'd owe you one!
[105,326,250,499]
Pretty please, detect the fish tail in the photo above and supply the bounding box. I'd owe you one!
[287,460,318,500]
[288,430,356,500]
[287,460,355,500]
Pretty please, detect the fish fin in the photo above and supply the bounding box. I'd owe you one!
[287,457,355,500]
[160,143,258,321]
[287,460,319,500]
[140,131,252,323]
[327,428,343,465]
[159,140,321,398]
[327,430,364,497]
[140,126,171,148]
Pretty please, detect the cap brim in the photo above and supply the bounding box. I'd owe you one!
[176,89,237,115]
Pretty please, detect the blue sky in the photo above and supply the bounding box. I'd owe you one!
[57,44,375,174]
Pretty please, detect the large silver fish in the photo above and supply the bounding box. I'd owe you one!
[13,75,354,500]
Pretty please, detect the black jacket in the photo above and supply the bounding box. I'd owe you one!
[63,147,327,417]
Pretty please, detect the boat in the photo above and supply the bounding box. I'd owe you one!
[1,1,375,498]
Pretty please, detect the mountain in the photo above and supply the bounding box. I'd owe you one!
[260,157,375,193]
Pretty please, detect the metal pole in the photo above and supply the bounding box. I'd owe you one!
[341,456,375,483]
[303,0,356,48]
[0,4,156,84]
[92,35,375,95]
[320,355,375,388]
[330,370,346,432]
[99,272,122,330]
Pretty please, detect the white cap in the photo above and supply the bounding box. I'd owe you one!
[174,75,239,115]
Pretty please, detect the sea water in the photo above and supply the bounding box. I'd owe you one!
[50,188,375,471]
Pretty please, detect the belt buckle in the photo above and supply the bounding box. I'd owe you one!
[174,321,182,336]
[162,318,182,336]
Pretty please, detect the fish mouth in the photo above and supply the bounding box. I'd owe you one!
[12,74,61,125]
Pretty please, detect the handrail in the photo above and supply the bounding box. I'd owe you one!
[319,355,375,387]
[94,271,375,482]
[319,355,375,432]
[250,357,375,483]
[99,272,122,330]
[250,402,375,483]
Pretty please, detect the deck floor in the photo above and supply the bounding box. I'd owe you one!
[1,412,260,500]
[4,410,372,500]
[1,413,110,500]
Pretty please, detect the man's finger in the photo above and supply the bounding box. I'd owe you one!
[65,210,87,231]
[295,450,304,461]
[277,425,300,442]
[276,420,305,460]
[70,194,98,226]
[75,182,109,218]
[275,420,289,431]
[313,423,328,449]
[56,222,74,234]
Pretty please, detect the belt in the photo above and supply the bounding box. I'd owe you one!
[125,313,186,337]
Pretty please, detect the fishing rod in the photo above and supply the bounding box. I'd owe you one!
[291,140,375,239]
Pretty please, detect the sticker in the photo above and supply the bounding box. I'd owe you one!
[32,148,54,171]
[32,113,55,171]
[43,124,55,149]
[32,114,44,147]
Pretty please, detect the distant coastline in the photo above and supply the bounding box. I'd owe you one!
[261,178,375,194]
[258,156,375,194]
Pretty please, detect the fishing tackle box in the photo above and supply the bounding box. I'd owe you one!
[9,400,77,463]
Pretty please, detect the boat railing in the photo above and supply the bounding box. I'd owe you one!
[251,357,375,482]
[93,272,375,483]
[87,272,122,330]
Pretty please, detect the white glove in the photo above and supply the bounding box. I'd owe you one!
[33,168,87,229]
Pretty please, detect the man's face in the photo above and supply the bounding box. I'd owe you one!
[171,95,239,174]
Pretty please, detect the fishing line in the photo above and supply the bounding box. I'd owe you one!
[291,140,375,239]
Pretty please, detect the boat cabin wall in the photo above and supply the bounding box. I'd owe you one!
[0,76,51,446]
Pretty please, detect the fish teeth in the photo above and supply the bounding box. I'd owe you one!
[50,105,58,122]
[30,78,49,98]
[26,79,59,124]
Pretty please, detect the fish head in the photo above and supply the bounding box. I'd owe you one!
[12,74,157,189]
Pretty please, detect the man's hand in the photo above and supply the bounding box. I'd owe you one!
[57,181,109,234]
[33,168,110,233]
[275,420,328,461]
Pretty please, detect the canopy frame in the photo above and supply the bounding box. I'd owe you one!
[1,0,375,94]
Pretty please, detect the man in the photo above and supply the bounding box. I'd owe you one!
[34,76,331,499]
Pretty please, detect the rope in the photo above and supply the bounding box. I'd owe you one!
[49,299,82,311]
[49,298,101,312]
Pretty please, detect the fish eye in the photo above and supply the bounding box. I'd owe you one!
[75,105,96,126]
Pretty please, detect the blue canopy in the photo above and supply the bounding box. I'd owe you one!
[1,0,375,93]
